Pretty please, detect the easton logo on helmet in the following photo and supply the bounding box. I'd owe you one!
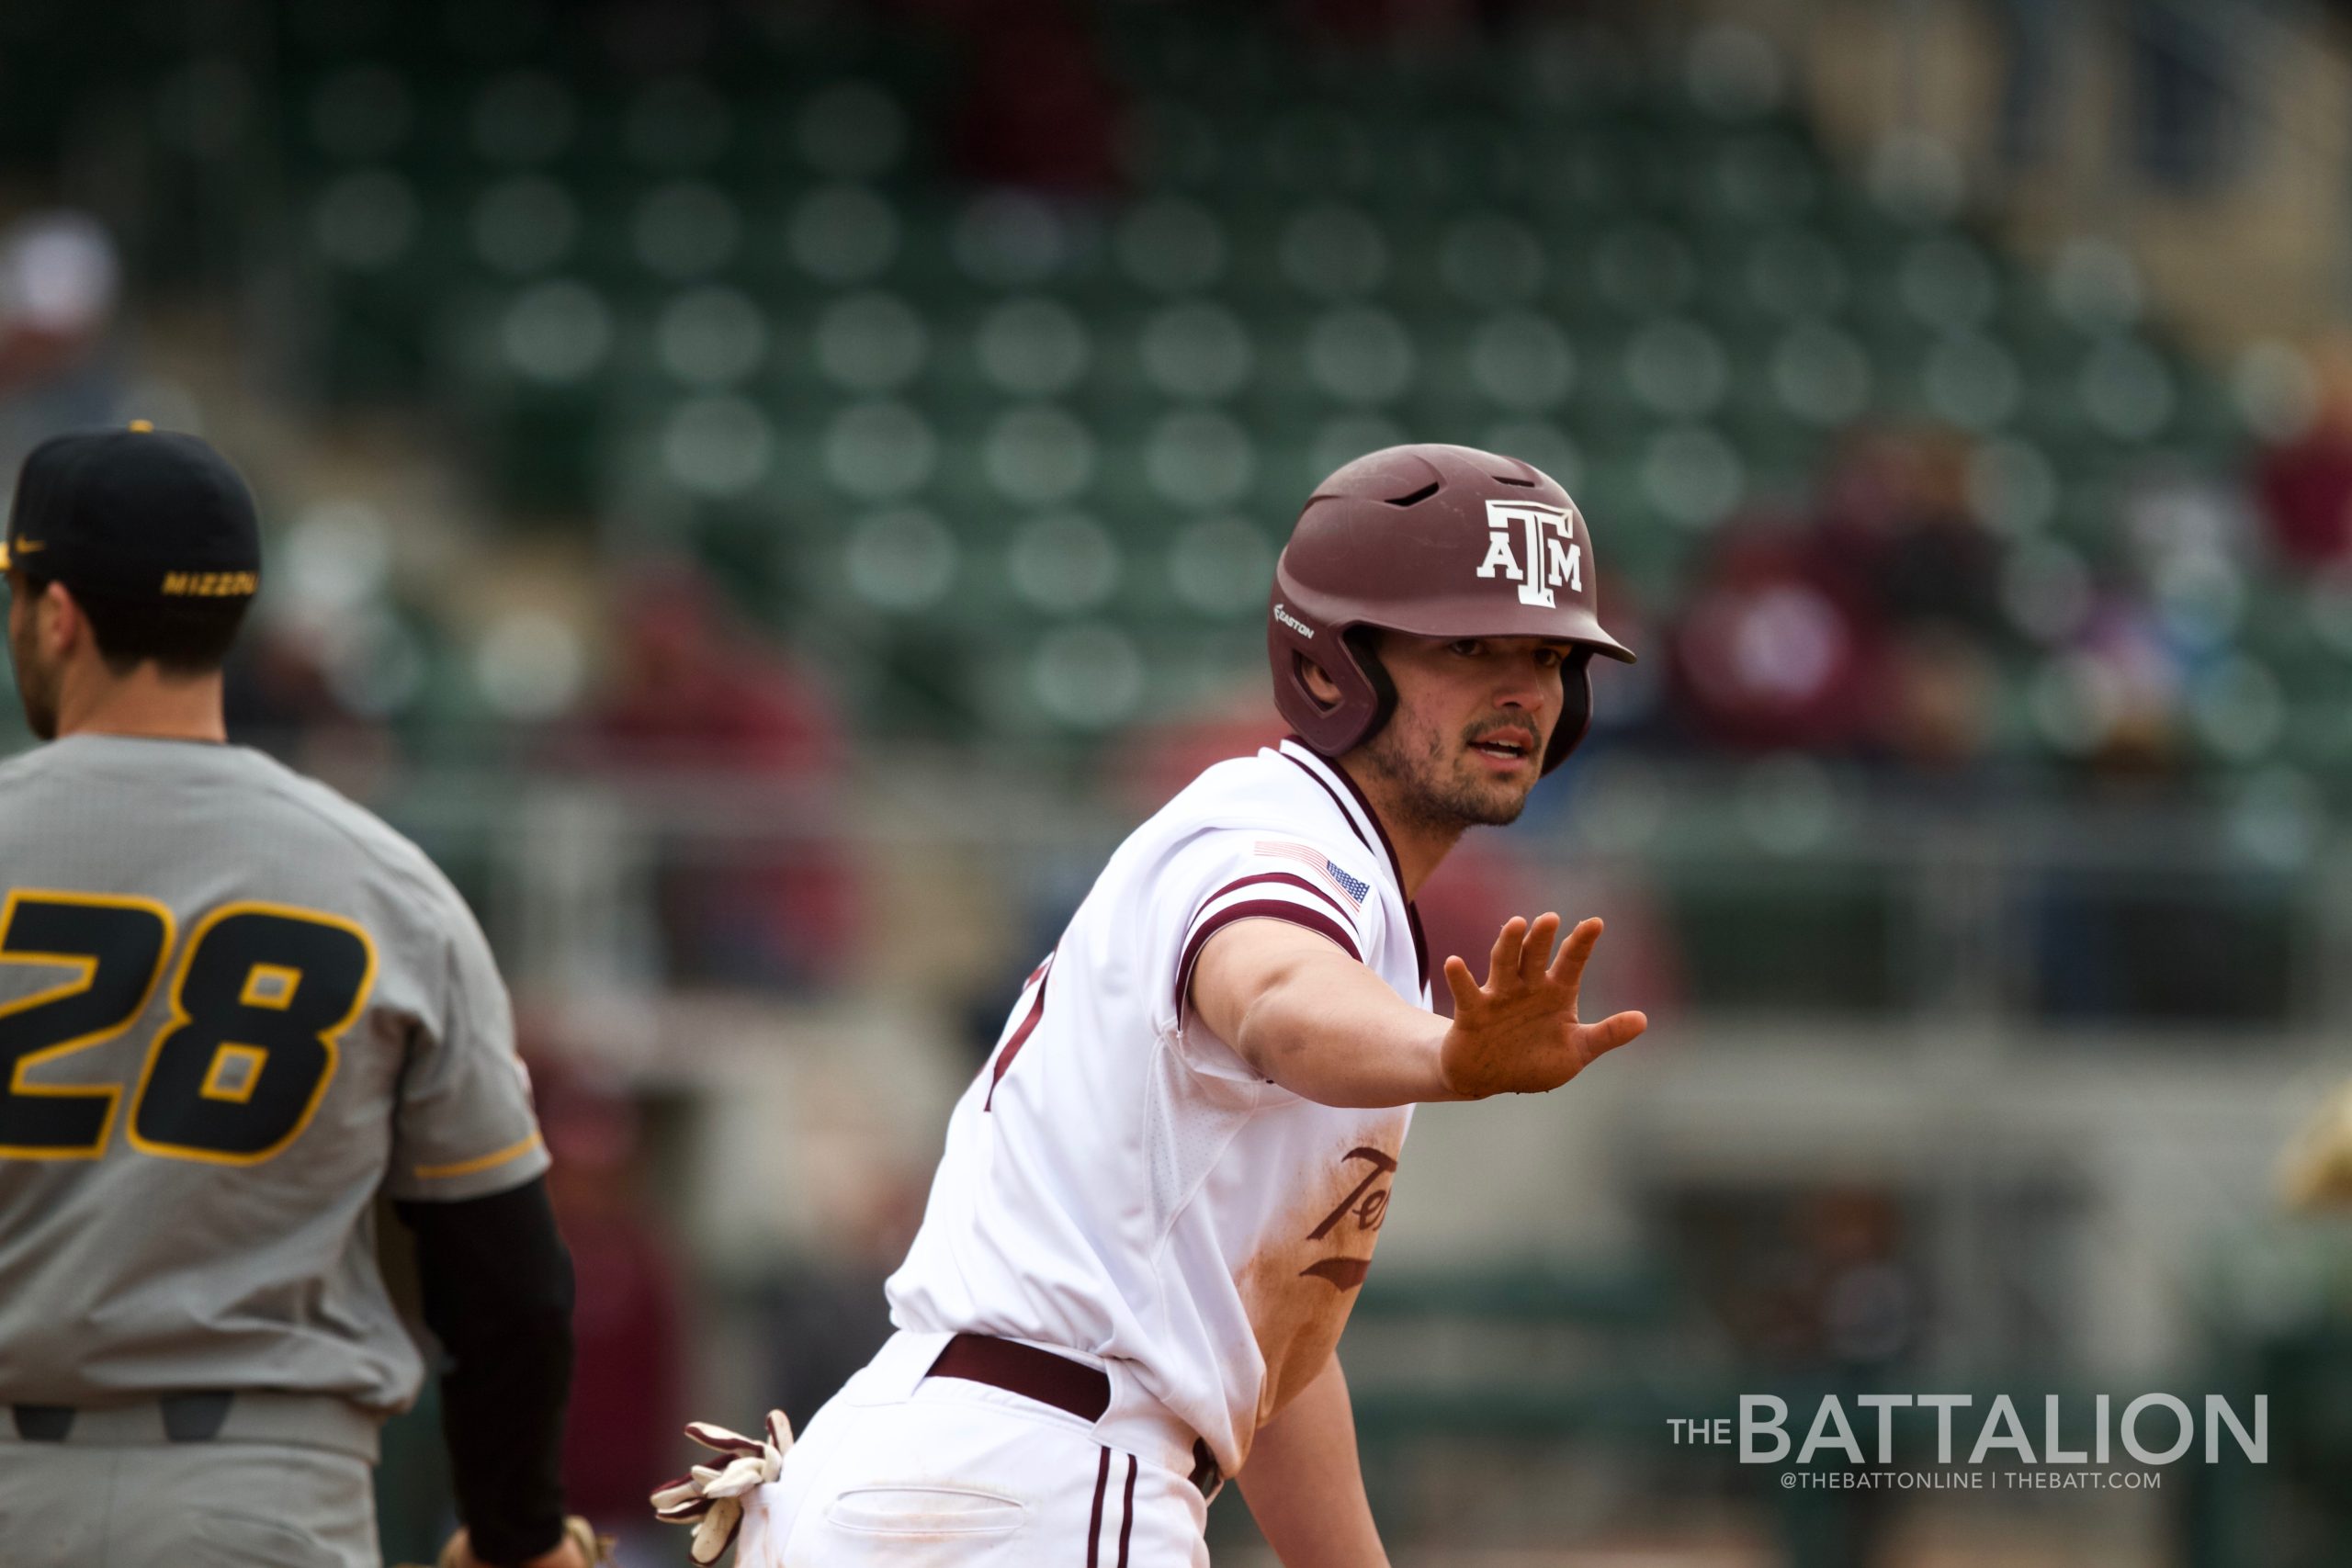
[1272,602,1316,639]
[1476,500,1582,609]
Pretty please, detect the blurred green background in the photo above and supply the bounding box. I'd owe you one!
[9,0,2352,1562]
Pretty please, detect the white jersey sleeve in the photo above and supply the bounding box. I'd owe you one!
[1161,825,1384,1042]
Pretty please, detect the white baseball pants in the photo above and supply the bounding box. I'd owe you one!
[739,1332,1213,1567]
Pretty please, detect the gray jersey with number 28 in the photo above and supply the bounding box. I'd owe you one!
[0,734,548,1411]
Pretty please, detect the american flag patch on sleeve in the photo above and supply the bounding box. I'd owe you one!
[1254,841,1371,908]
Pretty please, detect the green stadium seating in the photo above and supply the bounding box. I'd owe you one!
[198,2,2275,754]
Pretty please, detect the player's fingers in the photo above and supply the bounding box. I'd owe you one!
[1545,916,1605,988]
[1520,912,1562,983]
[1442,953,1482,1014]
[1487,917,1527,987]
[1577,1009,1648,1058]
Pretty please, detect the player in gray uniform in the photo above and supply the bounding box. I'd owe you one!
[0,426,593,1568]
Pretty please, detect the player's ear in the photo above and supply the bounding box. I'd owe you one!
[40,580,85,660]
[1297,652,1344,708]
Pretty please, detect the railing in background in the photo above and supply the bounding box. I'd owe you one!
[345,750,2352,1035]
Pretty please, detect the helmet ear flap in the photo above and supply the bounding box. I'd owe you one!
[1284,631,1393,753]
[1273,610,1386,754]
[1541,649,1596,774]
[1340,626,1396,745]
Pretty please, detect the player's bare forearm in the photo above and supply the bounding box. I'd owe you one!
[1192,913,1647,1108]
[1236,1356,1390,1568]
[1194,920,1453,1106]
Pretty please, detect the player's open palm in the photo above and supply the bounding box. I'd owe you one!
[1439,914,1646,1099]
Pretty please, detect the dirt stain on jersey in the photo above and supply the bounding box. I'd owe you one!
[1235,1140,1399,1447]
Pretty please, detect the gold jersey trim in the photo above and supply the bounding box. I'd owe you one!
[413,1130,546,1181]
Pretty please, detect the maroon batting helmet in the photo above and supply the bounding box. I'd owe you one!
[1269,443,1634,774]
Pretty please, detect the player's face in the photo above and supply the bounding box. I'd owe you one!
[5,570,62,740]
[1355,633,1570,831]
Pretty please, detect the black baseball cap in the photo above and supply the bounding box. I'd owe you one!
[0,422,262,602]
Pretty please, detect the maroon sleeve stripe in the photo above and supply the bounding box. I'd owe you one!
[1202,869,1356,926]
[1174,898,1363,1018]
[984,954,1054,1111]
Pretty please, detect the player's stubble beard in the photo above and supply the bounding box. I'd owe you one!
[6,591,61,740]
[1355,705,1546,837]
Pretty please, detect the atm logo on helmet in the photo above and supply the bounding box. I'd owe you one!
[1476,501,1581,609]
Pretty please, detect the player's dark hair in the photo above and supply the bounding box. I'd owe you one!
[18,569,249,676]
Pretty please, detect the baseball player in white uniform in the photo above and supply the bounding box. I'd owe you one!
[656,443,1645,1566]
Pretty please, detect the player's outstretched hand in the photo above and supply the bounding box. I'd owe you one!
[1438,914,1646,1099]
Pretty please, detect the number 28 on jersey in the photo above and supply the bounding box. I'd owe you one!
[0,889,377,1166]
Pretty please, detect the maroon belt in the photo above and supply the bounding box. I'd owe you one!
[928,1333,1110,1421]
[924,1334,1224,1497]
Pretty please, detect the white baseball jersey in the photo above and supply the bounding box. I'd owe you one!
[887,737,1428,1473]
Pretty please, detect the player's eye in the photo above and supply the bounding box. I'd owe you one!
[1533,647,1564,669]
[1446,639,1483,657]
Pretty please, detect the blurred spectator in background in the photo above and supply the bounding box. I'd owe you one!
[1677,1185,1921,1370]
[1989,0,2245,191]
[1577,570,1668,744]
[586,565,839,776]
[942,0,1123,192]
[572,562,855,991]
[2049,582,2183,776]
[2121,457,2257,702]
[763,1165,927,1425]
[2254,335,2352,569]
[1670,515,1886,755]
[226,622,362,738]
[1672,1185,1919,1568]
[1802,1189,1920,1371]
[1417,834,1687,1021]
[1671,426,2014,775]
[541,1068,685,1561]
[1780,1190,1916,1568]
[1987,0,2077,174]
[1820,427,2005,642]
[223,613,406,787]
[0,210,125,479]
[2125,0,2244,192]
[1824,428,2007,776]
[1111,687,1283,809]
[1881,624,1999,775]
